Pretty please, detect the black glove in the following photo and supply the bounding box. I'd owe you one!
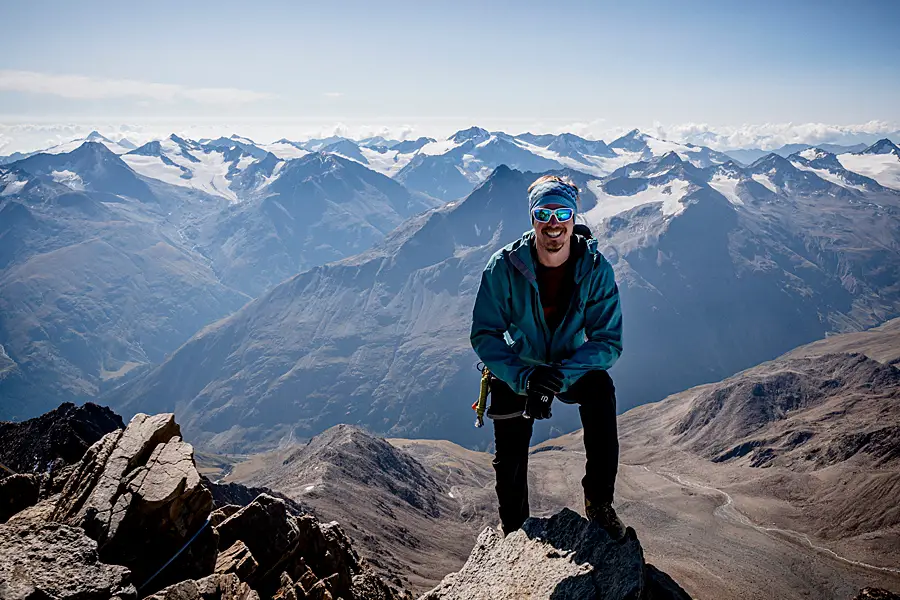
[525,366,563,420]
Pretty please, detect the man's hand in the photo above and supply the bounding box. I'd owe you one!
[525,365,563,420]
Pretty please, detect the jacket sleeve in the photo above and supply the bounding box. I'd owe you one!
[557,256,623,392]
[470,256,532,395]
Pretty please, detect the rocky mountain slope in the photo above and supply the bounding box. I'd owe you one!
[0,142,442,419]
[218,323,899,599]
[232,424,477,594]
[618,318,900,567]
[192,152,440,296]
[400,323,900,599]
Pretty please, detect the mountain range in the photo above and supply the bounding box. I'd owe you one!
[3,128,900,453]
[102,136,900,452]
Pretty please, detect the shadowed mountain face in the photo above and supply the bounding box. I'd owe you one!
[0,145,449,419]
[108,153,900,453]
[13,142,158,203]
[192,152,441,296]
[0,149,250,420]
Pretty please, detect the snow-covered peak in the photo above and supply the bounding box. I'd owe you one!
[301,135,349,151]
[85,130,114,143]
[230,134,257,145]
[321,139,367,164]
[39,134,133,156]
[748,152,795,174]
[358,135,401,149]
[861,138,900,156]
[448,126,490,145]
[391,137,435,154]
[609,129,647,152]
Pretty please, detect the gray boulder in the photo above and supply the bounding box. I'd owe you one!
[50,412,217,593]
[0,521,136,599]
[420,508,689,600]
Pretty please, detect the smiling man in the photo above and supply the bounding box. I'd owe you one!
[470,174,626,539]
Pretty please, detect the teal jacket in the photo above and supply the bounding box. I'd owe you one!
[470,230,623,396]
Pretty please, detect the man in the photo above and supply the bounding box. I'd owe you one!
[470,174,626,539]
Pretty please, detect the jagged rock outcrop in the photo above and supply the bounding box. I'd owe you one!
[0,402,124,514]
[204,477,308,516]
[0,402,124,477]
[1,405,410,600]
[212,493,409,600]
[0,521,137,599]
[420,508,690,600]
[50,412,217,593]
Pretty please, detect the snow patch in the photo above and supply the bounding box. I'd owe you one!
[838,152,900,191]
[584,178,692,221]
[236,154,256,170]
[259,142,309,160]
[418,139,464,156]
[358,147,415,176]
[708,174,744,205]
[50,170,84,190]
[514,138,636,177]
[123,147,240,202]
[751,174,777,193]
[0,177,27,196]
[790,161,867,192]
[798,148,822,160]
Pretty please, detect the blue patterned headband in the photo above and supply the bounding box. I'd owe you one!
[528,179,579,213]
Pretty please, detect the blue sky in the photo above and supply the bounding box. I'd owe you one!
[1,0,899,149]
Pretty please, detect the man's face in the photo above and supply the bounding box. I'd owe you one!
[533,203,574,254]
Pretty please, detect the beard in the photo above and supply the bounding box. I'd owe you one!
[538,226,567,253]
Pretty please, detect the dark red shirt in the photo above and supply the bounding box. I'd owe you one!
[534,248,577,333]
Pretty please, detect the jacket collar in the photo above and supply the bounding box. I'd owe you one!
[509,229,594,286]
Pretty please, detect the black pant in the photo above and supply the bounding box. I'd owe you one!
[489,370,619,534]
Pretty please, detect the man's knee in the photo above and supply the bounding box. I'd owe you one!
[563,370,615,405]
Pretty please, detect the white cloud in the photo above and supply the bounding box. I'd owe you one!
[322,92,344,98]
[0,70,275,105]
[558,119,899,151]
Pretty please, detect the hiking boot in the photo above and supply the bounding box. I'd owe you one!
[585,498,626,541]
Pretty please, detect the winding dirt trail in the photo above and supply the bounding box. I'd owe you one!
[652,468,900,575]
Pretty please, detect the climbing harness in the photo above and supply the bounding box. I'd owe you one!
[138,514,212,593]
[472,362,491,428]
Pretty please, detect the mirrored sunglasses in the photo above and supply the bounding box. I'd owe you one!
[532,207,574,223]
